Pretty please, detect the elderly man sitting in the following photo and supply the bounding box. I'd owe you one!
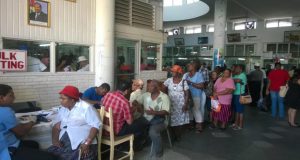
[137,80,170,158]
[130,79,144,120]
[48,86,102,160]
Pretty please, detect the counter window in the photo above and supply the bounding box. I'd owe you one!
[141,42,159,71]
[3,38,50,72]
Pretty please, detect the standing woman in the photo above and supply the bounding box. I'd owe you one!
[212,69,235,130]
[163,65,189,141]
[184,62,205,133]
[205,71,218,122]
[285,69,300,127]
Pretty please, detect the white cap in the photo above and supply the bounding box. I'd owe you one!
[254,63,260,67]
[78,56,88,62]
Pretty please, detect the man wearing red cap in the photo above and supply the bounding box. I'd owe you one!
[48,85,102,160]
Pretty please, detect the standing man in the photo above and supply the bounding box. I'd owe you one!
[81,83,110,109]
[266,62,289,119]
[29,2,48,22]
[248,63,264,106]
[137,80,170,159]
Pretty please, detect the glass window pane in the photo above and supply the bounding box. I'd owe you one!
[194,27,202,33]
[187,0,194,4]
[164,0,172,6]
[277,44,288,53]
[208,26,214,32]
[3,38,50,72]
[245,44,255,56]
[290,43,299,57]
[267,44,277,53]
[226,45,234,56]
[279,21,292,27]
[235,45,244,56]
[234,23,245,30]
[56,44,89,72]
[141,42,159,70]
[266,21,278,28]
[173,0,182,6]
[185,28,194,34]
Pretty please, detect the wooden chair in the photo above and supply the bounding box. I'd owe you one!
[98,107,134,160]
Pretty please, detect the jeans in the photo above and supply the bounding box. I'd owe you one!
[270,91,285,118]
[149,123,166,158]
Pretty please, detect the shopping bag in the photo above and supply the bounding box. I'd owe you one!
[211,97,221,112]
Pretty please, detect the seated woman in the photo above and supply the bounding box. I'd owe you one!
[0,84,58,160]
[48,85,102,160]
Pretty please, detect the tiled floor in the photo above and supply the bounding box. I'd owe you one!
[134,107,300,160]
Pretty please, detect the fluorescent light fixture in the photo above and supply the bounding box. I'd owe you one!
[203,58,213,60]
[39,44,50,47]
[280,59,285,61]
[147,57,156,60]
[190,51,198,54]
[238,58,246,61]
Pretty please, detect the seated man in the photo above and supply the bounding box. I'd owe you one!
[82,83,110,109]
[48,85,102,160]
[137,80,170,158]
[0,84,58,160]
[130,79,144,120]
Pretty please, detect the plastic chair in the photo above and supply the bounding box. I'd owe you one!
[98,107,134,160]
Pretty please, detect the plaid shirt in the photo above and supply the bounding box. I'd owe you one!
[102,91,132,135]
[199,67,210,82]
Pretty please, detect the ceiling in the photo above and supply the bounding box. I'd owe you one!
[164,0,300,27]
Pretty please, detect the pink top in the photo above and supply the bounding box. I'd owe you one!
[214,78,235,105]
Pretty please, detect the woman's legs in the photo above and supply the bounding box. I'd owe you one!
[288,108,292,123]
[192,97,203,132]
[289,108,297,126]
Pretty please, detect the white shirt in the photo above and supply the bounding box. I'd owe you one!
[77,64,89,72]
[53,100,102,150]
[27,56,47,72]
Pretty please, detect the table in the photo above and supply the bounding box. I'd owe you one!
[15,109,58,149]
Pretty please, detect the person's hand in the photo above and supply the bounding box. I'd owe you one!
[213,92,218,99]
[145,107,155,115]
[80,143,90,158]
[266,90,269,95]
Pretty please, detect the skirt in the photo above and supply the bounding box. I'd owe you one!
[212,104,232,123]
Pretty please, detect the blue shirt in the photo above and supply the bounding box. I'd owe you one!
[0,107,20,148]
[82,87,103,109]
[184,72,204,97]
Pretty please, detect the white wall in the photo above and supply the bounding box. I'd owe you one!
[0,0,96,109]
[0,0,95,45]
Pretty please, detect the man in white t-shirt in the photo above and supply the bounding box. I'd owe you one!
[27,56,47,72]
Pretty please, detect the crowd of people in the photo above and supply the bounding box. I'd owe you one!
[1,61,300,160]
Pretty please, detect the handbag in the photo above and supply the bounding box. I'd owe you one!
[211,96,221,112]
[279,84,289,97]
[239,84,252,105]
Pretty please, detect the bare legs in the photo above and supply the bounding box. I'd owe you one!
[288,108,298,127]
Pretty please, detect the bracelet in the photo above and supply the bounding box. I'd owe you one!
[84,138,92,145]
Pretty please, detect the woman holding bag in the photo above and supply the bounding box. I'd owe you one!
[163,65,189,141]
[212,69,235,130]
[232,65,247,130]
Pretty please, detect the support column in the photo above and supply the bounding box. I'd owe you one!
[213,0,227,68]
[95,0,115,87]
[49,42,56,73]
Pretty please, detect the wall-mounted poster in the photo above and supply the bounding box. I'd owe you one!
[28,0,50,27]
[284,30,300,42]
[227,33,241,42]
[198,37,208,44]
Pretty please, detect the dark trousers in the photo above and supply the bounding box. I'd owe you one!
[10,140,59,160]
[249,81,262,105]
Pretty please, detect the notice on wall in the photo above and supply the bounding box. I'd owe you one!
[0,49,27,71]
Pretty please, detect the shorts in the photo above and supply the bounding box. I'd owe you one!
[233,95,245,113]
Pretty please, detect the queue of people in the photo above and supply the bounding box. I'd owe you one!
[1,61,300,160]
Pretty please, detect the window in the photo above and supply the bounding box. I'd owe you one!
[163,0,172,6]
[207,24,214,32]
[173,0,182,6]
[185,26,201,34]
[234,21,256,30]
[56,43,90,72]
[235,45,244,56]
[234,22,246,30]
[266,18,292,28]
[187,0,199,4]
[194,27,202,33]
[141,42,159,70]
[3,38,50,72]
[168,31,174,36]
[185,28,194,34]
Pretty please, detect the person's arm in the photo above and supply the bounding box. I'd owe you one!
[145,108,169,116]
[11,122,35,138]
[51,122,62,147]
[216,88,234,96]
[124,103,133,125]
[266,79,271,95]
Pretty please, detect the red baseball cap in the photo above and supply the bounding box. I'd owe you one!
[59,85,80,100]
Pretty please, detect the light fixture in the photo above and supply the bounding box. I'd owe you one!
[39,44,50,47]
[238,58,246,61]
[203,58,213,60]
[178,57,188,60]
